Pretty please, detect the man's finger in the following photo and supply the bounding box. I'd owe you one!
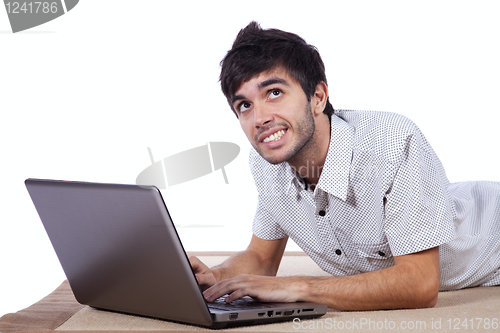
[204,275,252,302]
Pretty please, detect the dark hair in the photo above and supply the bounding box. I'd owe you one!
[220,21,334,119]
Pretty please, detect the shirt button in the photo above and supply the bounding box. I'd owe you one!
[318,210,326,216]
[378,251,386,257]
[335,249,342,255]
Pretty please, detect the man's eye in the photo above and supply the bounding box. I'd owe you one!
[269,89,282,99]
[239,102,251,112]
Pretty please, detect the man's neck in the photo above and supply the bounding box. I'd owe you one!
[288,118,331,188]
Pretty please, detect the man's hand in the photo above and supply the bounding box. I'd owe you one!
[189,256,217,290]
[203,274,304,303]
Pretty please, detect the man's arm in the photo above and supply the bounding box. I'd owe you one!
[203,246,440,310]
[189,235,288,290]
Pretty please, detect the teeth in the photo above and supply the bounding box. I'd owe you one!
[263,130,286,143]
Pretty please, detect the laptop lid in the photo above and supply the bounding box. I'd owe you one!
[25,178,327,328]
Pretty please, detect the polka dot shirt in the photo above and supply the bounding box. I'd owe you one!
[250,110,500,290]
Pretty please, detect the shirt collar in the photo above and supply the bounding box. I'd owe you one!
[286,114,355,201]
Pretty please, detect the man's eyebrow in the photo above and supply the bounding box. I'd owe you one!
[231,78,289,105]
[258,78,289,90]
[231,95,245,106]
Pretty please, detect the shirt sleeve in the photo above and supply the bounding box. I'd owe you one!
[248,148,288,240]
[384,126,456,256]
[252,196,288,240]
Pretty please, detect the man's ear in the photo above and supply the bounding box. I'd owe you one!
[311,81,328,116]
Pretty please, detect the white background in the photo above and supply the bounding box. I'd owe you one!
[1,0,499,318]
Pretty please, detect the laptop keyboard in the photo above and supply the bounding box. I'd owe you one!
[207,296,274,311]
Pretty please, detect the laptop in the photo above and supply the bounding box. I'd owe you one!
[25,178,327,328]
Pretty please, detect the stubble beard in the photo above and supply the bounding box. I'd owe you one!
[256,103,316,165]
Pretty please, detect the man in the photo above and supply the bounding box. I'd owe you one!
[190,21,500,310]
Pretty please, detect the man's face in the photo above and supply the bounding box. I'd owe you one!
[231,67,315,165]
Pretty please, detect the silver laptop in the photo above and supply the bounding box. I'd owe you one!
[25,178,327,328]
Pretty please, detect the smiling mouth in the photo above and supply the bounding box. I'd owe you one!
[263,129,286,143]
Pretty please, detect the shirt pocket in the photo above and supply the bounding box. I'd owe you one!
[355,242,395,272]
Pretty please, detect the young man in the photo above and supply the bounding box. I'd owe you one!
[190,22,500,310]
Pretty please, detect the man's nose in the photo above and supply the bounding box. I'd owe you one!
[253,103,274,128]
